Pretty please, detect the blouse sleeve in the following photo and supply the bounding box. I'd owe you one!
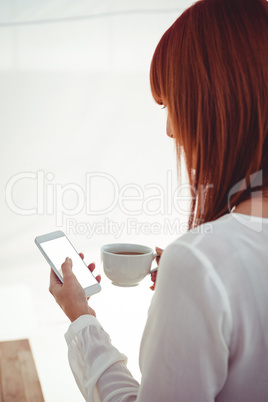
[65,315,140,401]
[65,241,233,402]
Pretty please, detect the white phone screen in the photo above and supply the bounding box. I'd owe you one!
[41,236,96,288]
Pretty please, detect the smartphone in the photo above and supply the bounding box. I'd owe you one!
[35,230,101,297]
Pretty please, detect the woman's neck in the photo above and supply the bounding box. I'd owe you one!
[233,194,268,218]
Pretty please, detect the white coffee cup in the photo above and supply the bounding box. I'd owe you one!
[101,243,158,287]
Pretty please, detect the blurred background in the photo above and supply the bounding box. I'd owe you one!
[0,1,193,400]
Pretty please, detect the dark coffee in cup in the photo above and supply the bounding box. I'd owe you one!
[113,252,145,255]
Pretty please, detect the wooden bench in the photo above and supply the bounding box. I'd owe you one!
[0,339,44,402]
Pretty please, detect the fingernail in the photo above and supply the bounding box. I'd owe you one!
[66,257,71,261]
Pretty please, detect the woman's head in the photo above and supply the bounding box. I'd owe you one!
[150,0,268,229]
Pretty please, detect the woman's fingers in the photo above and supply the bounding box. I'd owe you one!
[155,246,163,264]
[80,253,95,269]
[61,257,74,279]
[87,262,101,282]
[79,253,97,273]
[87,262,95,272]
[155,246,163,255]
[79,254,101,284]
[95,274,101,283]
[151,271,157,282]
[150,247,163,291]
[150,271,157,291]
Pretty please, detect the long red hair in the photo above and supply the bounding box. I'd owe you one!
[150,0,268,229]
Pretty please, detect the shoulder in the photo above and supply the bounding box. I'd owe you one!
[156,213,243,306]
[162,213,244,273]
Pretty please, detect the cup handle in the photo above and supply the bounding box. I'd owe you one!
[149,266,158,273]
[149,252,159,274]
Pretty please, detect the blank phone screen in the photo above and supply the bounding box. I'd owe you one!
[41,236,97,288]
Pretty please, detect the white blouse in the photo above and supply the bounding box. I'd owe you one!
[65,212,268,401]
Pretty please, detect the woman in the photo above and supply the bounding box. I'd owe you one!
[50,0,268,400]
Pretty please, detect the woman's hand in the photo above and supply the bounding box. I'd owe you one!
[150,247,163,290]
[49,253,101,322]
